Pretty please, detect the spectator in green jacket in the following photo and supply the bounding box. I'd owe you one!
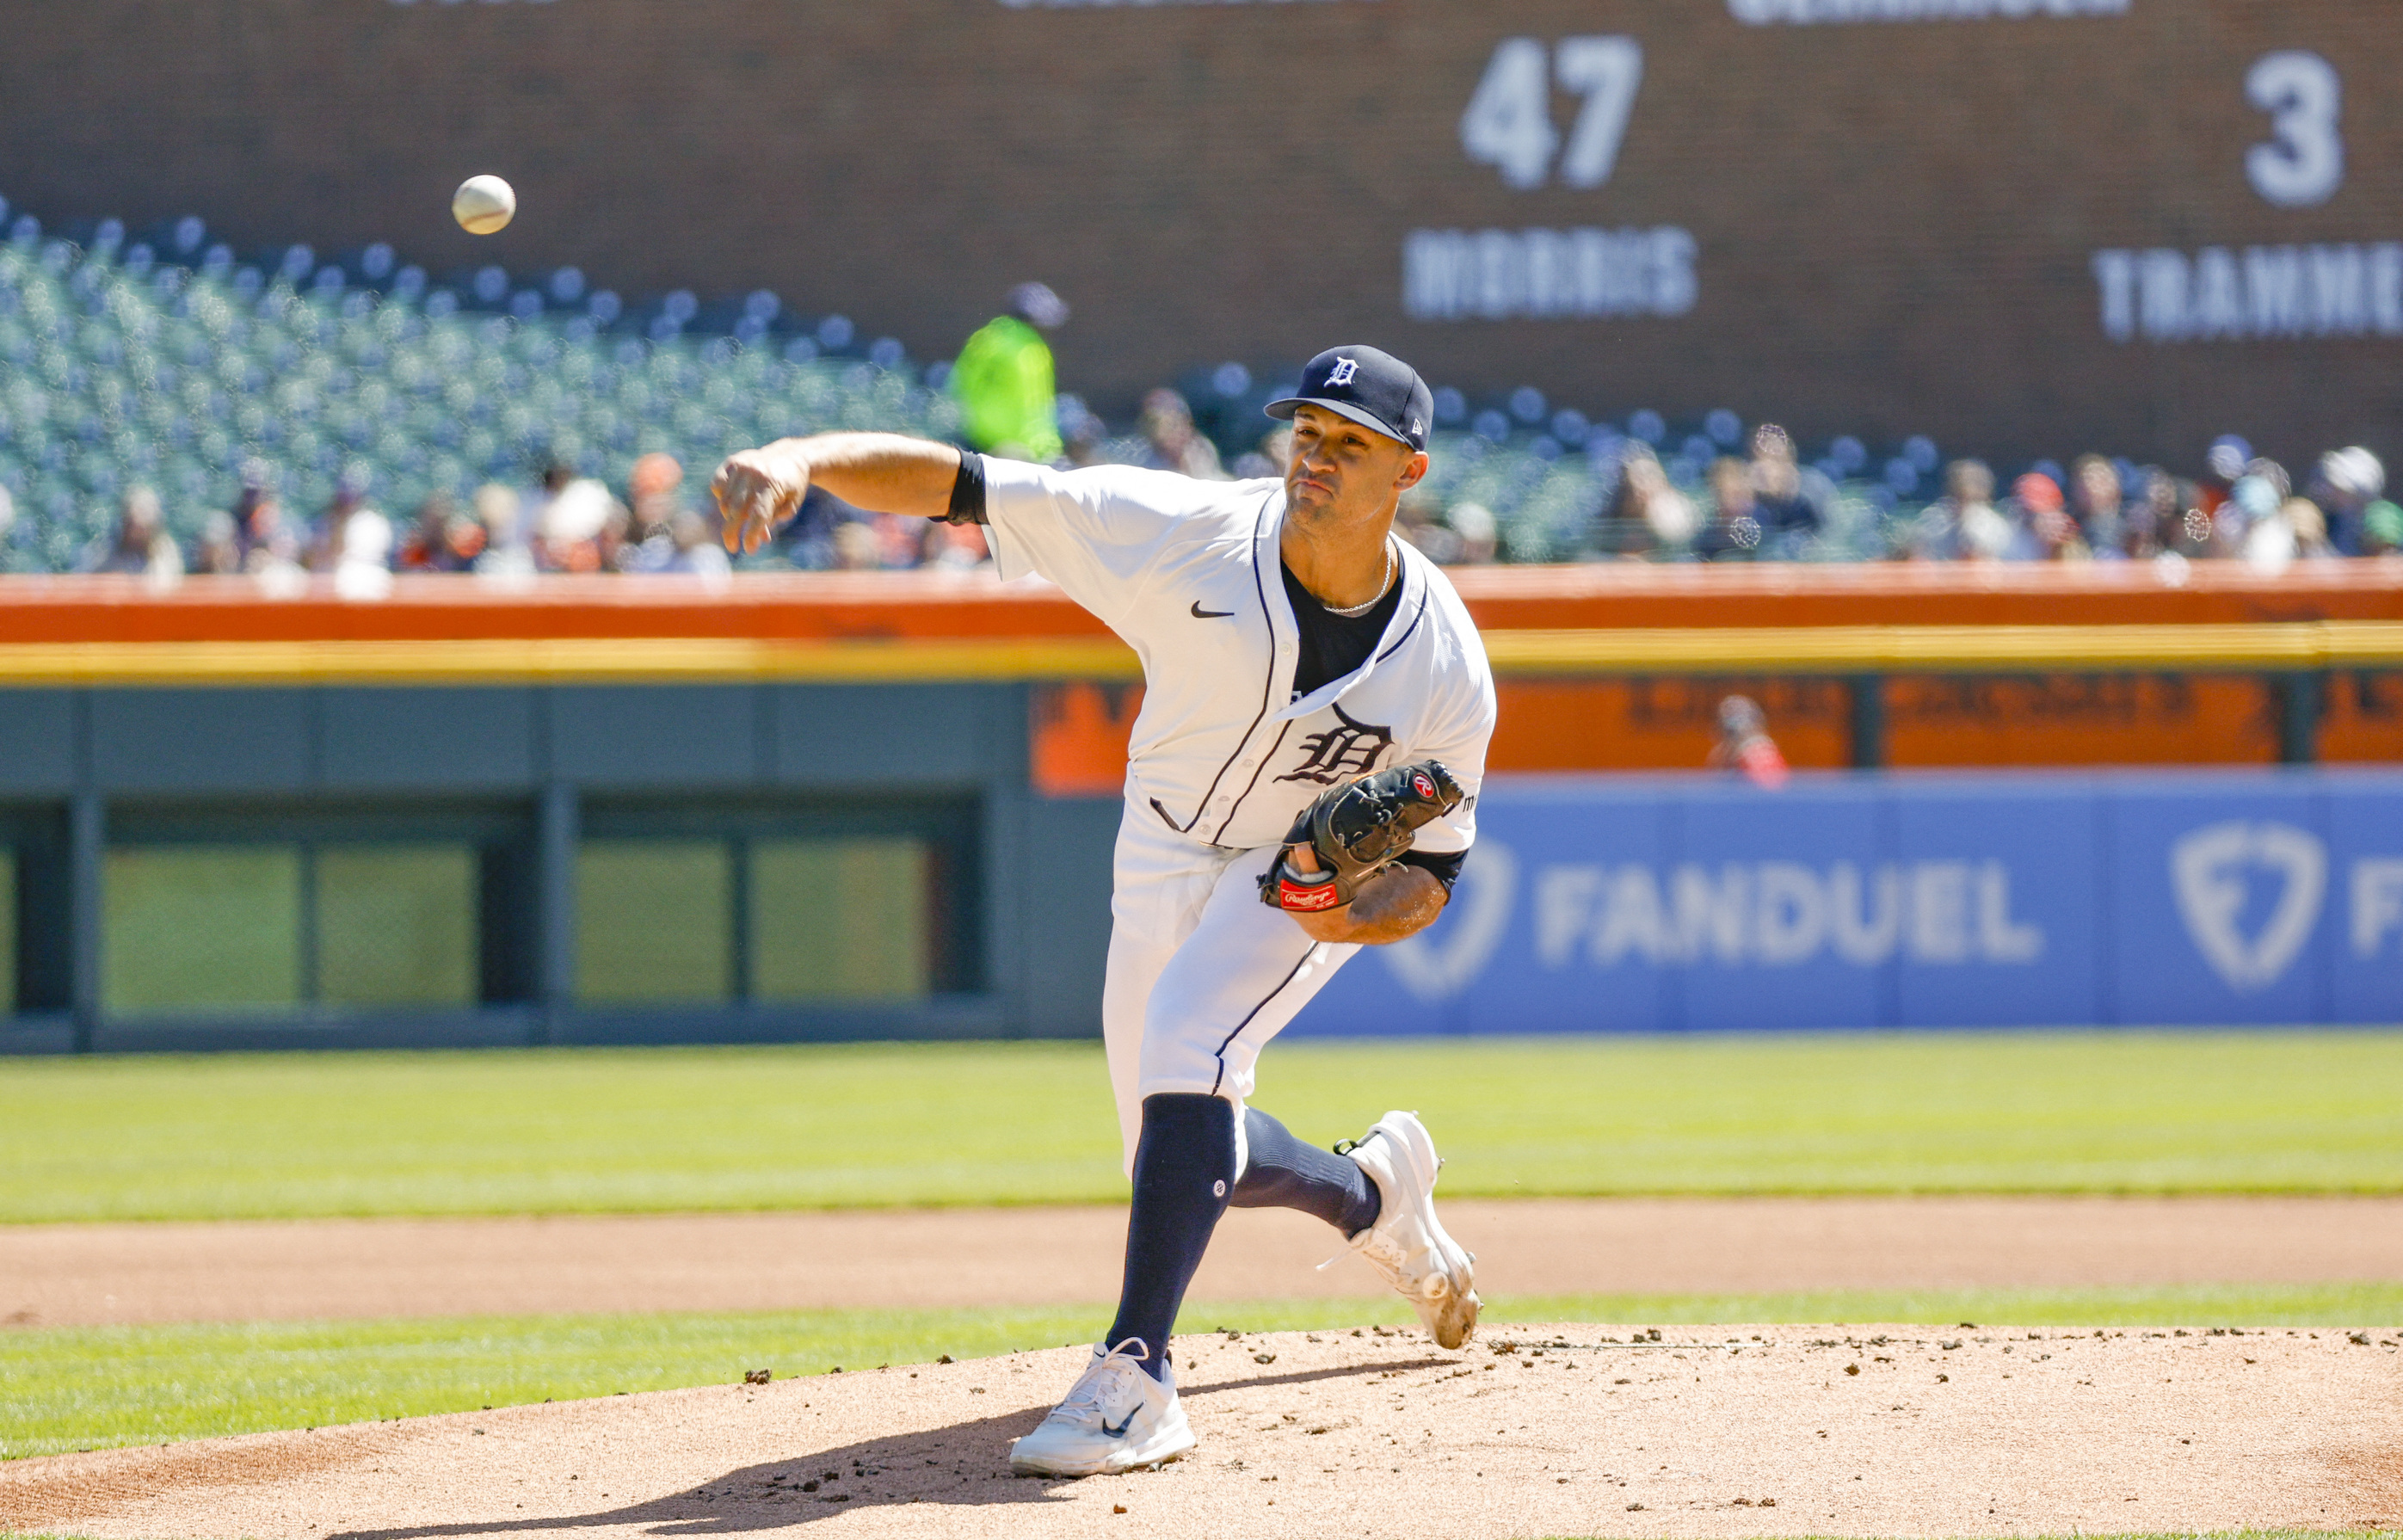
[952,283,1069,463]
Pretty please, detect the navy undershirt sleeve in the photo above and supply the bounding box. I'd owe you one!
[945,450,989,526]
[1396,847,1467,891]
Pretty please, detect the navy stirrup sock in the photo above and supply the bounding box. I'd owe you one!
[1229,1107,1383,1237]
[1105,1093,1236,1381]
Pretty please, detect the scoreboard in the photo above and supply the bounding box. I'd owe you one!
[4,1,2398,465]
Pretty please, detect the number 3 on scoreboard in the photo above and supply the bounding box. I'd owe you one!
[2246,50,2343,208]
[1461,36,1645,193]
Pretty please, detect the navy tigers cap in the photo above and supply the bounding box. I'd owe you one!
[1266,345,1433,453]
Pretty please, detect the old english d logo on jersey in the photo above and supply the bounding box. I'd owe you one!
[1276,700,1395,785]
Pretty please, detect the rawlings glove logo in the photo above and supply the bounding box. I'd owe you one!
[1259,759,1465,913]
[1275,873,1344,911]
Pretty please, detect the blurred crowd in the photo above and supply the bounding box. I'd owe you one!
[73,452,763,590]
[1593,428,2398,571]
[72,447,1014,590]
[71,416,2398,587]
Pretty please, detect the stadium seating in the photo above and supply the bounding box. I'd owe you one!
[0,205,961,570]
[0,198,1945,572]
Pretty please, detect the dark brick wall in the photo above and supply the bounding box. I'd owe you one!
[3,1,2398,465]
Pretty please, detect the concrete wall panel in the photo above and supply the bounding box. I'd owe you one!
[89,690,314,794]
[319,688,539,791]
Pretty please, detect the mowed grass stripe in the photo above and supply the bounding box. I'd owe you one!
[3,1033,2402,1223]
[4,1284,2400,1461]
[4,1028,2403,1220]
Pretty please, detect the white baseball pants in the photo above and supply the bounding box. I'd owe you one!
[1101,795,1361,1175]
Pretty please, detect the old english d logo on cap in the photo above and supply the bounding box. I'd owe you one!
[1266,345,1434,453]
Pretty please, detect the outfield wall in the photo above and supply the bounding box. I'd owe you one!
[1297,769,2403,1037]
[0,681,1125,1055]
[0,571,2395,1051]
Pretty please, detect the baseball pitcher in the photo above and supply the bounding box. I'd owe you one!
[713,345,1497,1479]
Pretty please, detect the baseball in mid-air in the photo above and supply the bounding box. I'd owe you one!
[452,175,516,235]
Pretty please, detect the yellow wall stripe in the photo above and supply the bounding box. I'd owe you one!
[0,622,2395,687]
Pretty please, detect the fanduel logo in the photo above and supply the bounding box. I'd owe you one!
[1531,859,2042,969]
[2356,859,2403,958]
[2171,821,2326,991]
[1382,843,1518,1002]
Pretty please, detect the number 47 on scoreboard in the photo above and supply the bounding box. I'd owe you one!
[1461,36,1646,193]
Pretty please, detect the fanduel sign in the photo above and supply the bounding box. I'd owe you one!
[1296,770,2403,1035]
[1531,860,2042,969]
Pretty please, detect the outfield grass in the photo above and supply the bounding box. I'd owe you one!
[2,1033,2400,1222]
[5,1284,2400,1461]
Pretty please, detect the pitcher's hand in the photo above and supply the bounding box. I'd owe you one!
[712,445,811,555]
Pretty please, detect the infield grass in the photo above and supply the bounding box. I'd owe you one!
[5,1284,2400,1460]
[3,1032,2401,1223]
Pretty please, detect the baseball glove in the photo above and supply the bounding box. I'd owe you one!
[1258,760,1464,913]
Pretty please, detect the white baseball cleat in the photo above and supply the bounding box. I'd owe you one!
[1340,1110,1481,1349]
[1007,1340,1196,1478]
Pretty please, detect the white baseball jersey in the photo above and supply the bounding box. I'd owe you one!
[981,458,1499,1168]
[983,459,1495,853]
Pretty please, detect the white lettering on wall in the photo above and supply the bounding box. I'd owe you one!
[2170,822,2326,994]
[1460,39,1558,191]
[1728,0,2127,22]
[2092,243,2403,342]
[2351,859,2403,958]
[1554,38,1646,189]
[1451,37,1643,192]
[1532,859,2044,969]
[1978,862,2045,962]
[1828,863,1901,964]
[1756,862,1826,964]
[2246,51,2344,207]
[1405,227,1696,322]
[1459,37,1645,192]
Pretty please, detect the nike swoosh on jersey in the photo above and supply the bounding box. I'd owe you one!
[1191,601,1235,619]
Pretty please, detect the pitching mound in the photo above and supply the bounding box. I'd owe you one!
[5,1324,2399,1539]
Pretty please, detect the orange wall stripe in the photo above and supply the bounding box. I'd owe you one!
[0,565,2395,645]
[0,623,2396,687]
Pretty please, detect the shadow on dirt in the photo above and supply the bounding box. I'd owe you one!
[328,1403,1069,1537]
[326,1354,1450,1536]
[1183,1354,1454,1396]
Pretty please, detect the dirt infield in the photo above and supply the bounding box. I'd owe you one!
[6,1324,2400,1539]
[11,1196,2403,1327]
